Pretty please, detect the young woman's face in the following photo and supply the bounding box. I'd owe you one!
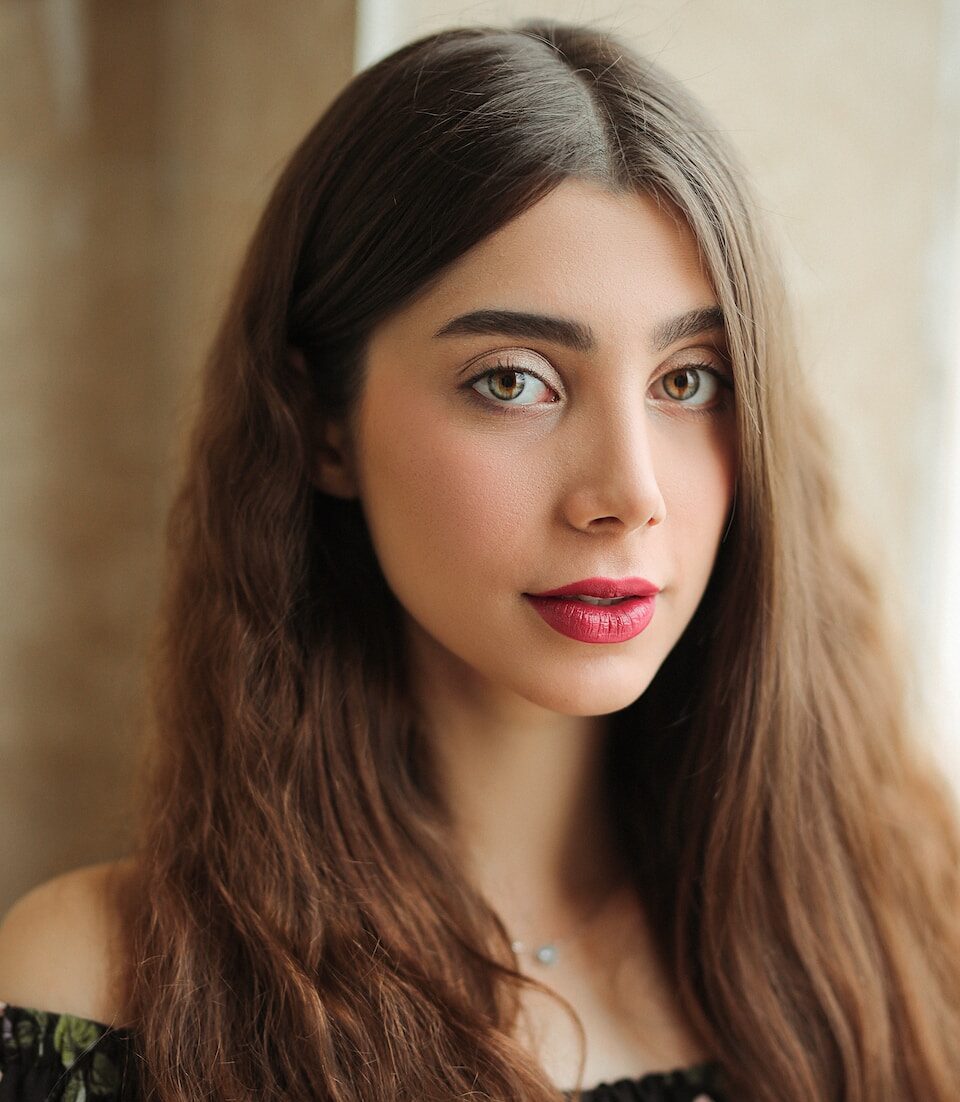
[346,178,737,718]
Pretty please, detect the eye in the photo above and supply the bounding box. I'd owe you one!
[651,363,734,415]
[465,359,559,410]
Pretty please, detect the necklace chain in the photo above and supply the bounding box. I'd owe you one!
[508,881,629,967]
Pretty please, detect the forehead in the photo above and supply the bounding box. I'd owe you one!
[372,179,718,357]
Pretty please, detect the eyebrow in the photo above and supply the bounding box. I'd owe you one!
[432,305,725,354]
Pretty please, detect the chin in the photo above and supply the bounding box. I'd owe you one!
[512,666,658,719]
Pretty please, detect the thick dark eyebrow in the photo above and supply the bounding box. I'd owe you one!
[432,305,725,354]
[650,305,726,352]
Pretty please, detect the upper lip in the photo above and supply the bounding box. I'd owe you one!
[528,576,661,599]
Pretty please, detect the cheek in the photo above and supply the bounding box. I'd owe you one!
[356,389,531,595]
[656,421,736,565]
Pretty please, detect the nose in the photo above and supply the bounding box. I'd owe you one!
[562,404,667,532]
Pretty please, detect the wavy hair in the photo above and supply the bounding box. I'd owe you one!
[118,18,960,1101]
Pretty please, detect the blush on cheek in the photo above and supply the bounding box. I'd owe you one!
[360,394,506,581]
[416,454,524,578]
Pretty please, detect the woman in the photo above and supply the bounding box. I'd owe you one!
[1,17,959,1102]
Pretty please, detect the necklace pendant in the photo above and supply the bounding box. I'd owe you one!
[534,943,559,966]
[510,940,560,966]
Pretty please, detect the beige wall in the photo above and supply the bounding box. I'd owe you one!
[0,0,354,913]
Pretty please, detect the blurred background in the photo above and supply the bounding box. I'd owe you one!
[1,0,958,914]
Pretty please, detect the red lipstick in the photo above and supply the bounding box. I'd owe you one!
[524,576,660,644]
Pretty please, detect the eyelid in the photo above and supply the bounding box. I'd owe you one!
[457,346,555,379]
[657,351,734,400]
[663,341,731,370]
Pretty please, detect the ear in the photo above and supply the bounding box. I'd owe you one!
[312,416,360,500]
[288,347,360,500]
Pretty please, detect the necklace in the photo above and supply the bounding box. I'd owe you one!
[510,936,566,966]
[509,882,629,967]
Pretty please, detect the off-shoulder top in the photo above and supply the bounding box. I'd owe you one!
[0,1001,731,1100]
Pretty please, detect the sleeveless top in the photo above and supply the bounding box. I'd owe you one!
[0,1001,732,1100]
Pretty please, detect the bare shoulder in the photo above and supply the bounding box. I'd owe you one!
[0,858,137,1028]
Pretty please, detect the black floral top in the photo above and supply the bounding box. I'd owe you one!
[0,1003,138,1101]
[0,1001,731,1101]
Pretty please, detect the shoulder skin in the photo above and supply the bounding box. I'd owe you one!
[0,858,136,1028]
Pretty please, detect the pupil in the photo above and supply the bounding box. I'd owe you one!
[496,370,521,397]
[670,369,698,399]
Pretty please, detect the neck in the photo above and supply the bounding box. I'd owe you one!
[409,627,629,939]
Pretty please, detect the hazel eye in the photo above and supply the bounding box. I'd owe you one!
[481,367,526,402]
[662,367,705,401]
[653,364,733,413]
[467,360,558,409]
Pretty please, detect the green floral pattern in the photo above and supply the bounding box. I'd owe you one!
[1,1002,136,1101]
[1,1000,730,1100]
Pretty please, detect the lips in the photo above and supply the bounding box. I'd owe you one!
[523,575,661,642]
[528,575,660,599]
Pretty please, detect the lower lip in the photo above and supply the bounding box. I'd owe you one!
[523,594,657,644]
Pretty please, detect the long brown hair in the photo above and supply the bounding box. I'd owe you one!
[120,18,960,1101]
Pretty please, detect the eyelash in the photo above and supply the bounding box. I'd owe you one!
[463,358,735,419]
